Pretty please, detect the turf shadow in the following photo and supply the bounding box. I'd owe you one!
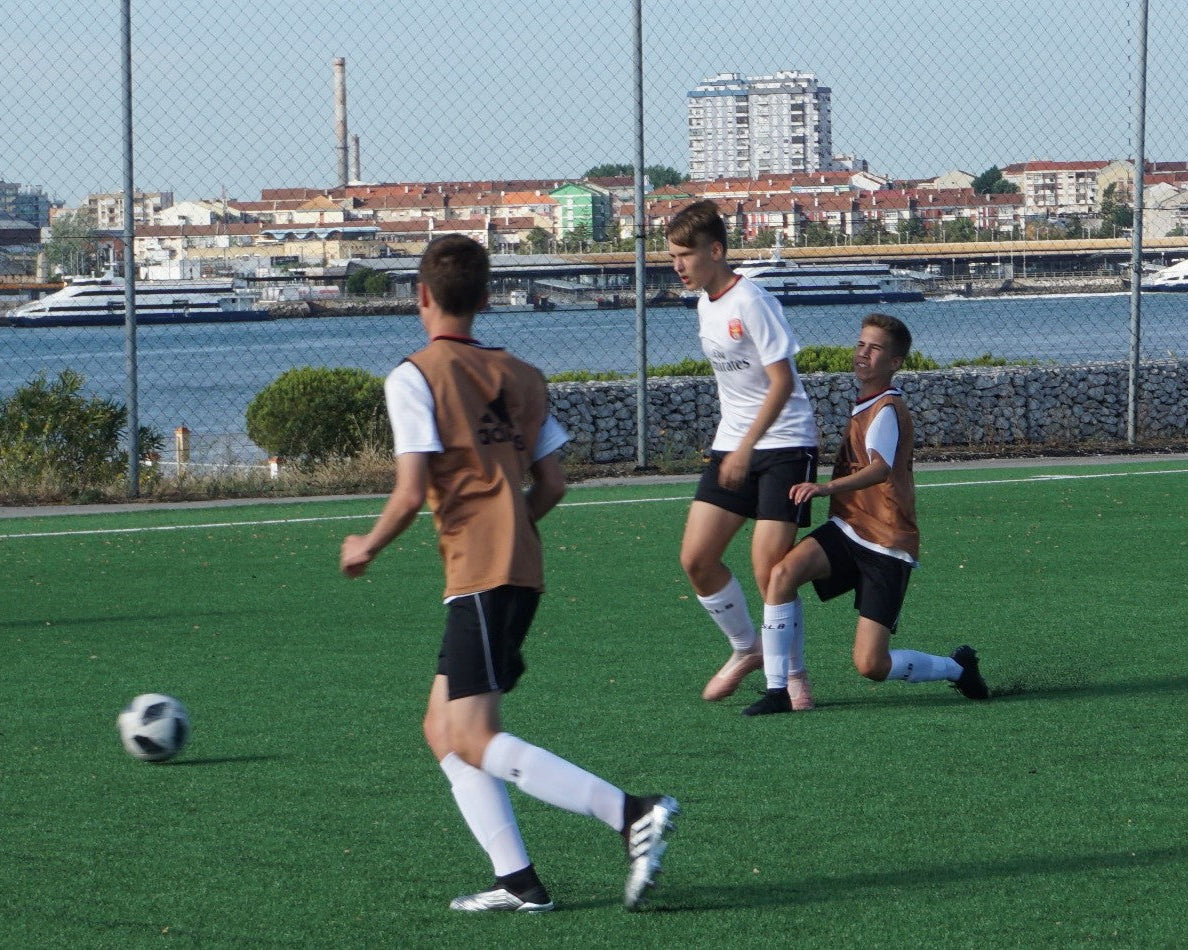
[654,843,1188,912]
[0,608,271,630]
[985,672,1188,703]
[741,672,1188,712]
[161,754,284,766]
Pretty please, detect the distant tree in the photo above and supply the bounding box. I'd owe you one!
[45,209,99,276]
[561,223,591,252]
[644,227,668,252]
[523,227,552,254]
[584,163,633,179]
[940,217,977,242]
[852,221,890,245]
[645,165,688,188]
[363,269,389,295]
[745,228,778,249]
[582,163,687,188]
[897,217,927,243]
[971,166,1020,195]
[1098,183,1133,234]
[1063,214,1090,239]
[346,267,388,295]
[802,222,834,246]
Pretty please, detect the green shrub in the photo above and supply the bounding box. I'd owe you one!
[548,369,627,382]
[796,345,941,373]
[549,347,958,384]
[245,366,391,462]
[648,358,712,377]
[346,267,390,296]
[0,369,163,496]
[796,345,855,374]
[363,270,389,295]
[345,267,372,295]
[949,353,1021,368]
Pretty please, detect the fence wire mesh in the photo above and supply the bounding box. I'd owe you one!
[3,0,1187,469]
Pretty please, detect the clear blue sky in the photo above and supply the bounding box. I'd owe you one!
[3,0,1184,206]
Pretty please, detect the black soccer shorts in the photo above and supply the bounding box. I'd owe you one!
[694,446,818,525]
[809,520,913,631]
[437,585,540,700]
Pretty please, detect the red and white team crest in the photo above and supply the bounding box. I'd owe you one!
[728,318,744,340]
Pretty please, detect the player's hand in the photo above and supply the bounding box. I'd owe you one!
[717,449,751,490]
[340,534,375,578]
[789,481,827,505]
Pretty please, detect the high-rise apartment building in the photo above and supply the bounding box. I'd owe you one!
[687,71,833,181]
[0,180,52,227]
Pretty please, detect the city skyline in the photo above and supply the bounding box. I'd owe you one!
[3,0,1186,207]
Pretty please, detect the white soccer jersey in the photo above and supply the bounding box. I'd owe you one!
[697,274,818,451]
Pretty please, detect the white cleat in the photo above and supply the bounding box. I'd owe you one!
[624,795,680,910]
[449,886,554,913]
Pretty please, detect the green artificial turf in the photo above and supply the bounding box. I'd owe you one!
[2,461,1186,947]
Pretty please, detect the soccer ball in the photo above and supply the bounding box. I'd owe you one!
[117,693,190,762]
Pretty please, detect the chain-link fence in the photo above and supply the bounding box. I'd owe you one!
[3,0,1187,474]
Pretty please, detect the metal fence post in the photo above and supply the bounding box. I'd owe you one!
[1127,0,1149,445]
[121,0,139,496]
[633,0,648,469]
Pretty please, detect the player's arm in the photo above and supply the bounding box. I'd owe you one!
[719,358,795,488]
[790,404,899,504]
[790,454,891,504]
[526,450,566,523]
[340,451,430,577]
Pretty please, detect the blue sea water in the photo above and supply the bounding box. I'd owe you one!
[2,292,1186,461]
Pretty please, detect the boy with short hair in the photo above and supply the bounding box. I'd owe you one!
[760,312,989,706]
[666,199,820,715]
[340,234,678,911]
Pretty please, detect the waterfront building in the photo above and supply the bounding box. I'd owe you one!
[999,161,1109,217]
[550,181,611,241]
[0,180,53,228]
[1142,181,1188,238]
[687,71,833,181]
[85,190,174,230]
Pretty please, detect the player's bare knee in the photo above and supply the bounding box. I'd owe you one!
[854,650,891,681]
[450,730,492,769]
[767,558,799,603]
[679,545,705,582]
[681,552,725,595]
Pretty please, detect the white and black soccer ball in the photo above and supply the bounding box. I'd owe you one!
[117,693,190,762]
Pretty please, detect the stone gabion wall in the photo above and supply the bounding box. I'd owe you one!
[549,359,1188,463]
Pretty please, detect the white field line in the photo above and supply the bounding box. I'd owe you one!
[3,466,1187,541]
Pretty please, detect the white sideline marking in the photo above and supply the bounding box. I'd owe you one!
[3,467,1187,541]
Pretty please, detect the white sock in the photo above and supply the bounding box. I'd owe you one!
[440,752,530,877]
[697,574,756,652]
[761,601,794,689]
[888,649,962,683]
[787,598,806,676]
[482,732,626,833]
[760,599,806,689]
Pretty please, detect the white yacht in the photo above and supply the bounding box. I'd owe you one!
[1141,259,1188,293]
[3,275,271,327]
[682,243,926,308]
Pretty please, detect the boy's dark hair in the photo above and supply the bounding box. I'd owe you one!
[666,199,728,250]
[863,312,913,360]
[419,234,490,316]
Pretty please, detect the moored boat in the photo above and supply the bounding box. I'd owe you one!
[682,245,926,308]
[1141,259,1188,293]
[2,275,273,327]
